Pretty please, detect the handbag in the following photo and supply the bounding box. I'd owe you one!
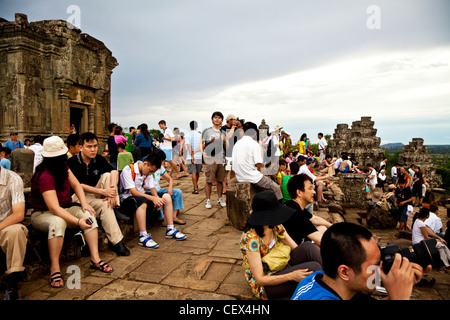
[261,240,291,271]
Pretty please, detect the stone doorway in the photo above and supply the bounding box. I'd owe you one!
[70,104,88,135]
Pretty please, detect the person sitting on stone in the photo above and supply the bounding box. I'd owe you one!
[319,154,335,177]
[232,121,283,200]
[144,148,186,225]
[297,156,330,208]
[0,166,28,299]
[119,152,186,249]
[240,191,323,300]
[283,174,331,247]
[30,136,113,288]
[66,133,81,159]
[67,132,130,256]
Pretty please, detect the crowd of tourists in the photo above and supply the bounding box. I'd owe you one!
[0,113,448,301]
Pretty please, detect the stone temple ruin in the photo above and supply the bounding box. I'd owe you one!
[330,116,385,167]
[0,13,118,146]
[400,138,442,188]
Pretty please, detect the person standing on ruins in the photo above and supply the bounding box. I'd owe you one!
[201,111,227,209]
[317,133,327,164]
[4,132,24,151]
[185,120,203,194]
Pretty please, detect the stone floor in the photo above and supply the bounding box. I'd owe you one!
[1,172,448,301]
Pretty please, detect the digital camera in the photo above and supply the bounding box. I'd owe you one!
[379,239,442,274]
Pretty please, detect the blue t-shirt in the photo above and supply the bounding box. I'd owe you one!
[4,140,24,151]
[291,271,340,300]
[134,133,153,148]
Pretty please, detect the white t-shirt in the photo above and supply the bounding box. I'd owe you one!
[319,137,327,151]
[412,219,427,245]
[368,169,377,186]
[333,158,342,169]
[119,161,154,201]
[298,164,316,183]
[232,136,263,184]
[425,212,443,234]
[184,130,202,163]
[161,128,175,150]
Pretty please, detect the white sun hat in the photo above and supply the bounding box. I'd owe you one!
[42,136,68,157]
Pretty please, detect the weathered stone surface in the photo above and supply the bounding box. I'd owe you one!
[330,117,385,167]
[338,173,367,208]
[400,138,442,188]
[366,205,398,229]
[0,13,117,148]
[225,179,258,230]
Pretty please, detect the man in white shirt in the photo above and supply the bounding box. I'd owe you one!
[391,162,399,185]
[158,120,182,179]
[28,135,44,173]
[185,120,203,194]
[232,122,282,200]
[425,203,443,236]
[318,132,327,163]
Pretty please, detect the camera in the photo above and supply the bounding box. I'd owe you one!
[379,238,442,274]
[86,217,93,225]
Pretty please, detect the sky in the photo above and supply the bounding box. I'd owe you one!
[2,0,450,145]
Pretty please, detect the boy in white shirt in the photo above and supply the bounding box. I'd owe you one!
[119,153,186,249]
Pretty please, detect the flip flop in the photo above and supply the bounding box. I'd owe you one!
[90,259,114,273]
[192,190,199,194]
[174,219,186,225]
[49,272,64,288]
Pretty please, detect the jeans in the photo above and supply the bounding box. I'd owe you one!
[145,188,184,220]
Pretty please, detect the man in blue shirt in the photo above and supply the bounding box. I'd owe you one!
[3,133,24,151]
[291,222,429,300]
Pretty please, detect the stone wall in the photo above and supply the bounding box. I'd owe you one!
[0,13,118,147]
[399,138,442,188]
[330,116,385,167]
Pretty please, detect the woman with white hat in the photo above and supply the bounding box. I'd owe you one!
[30,136,113,288]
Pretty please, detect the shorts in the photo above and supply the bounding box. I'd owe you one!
[188,163,203,174]
[161,148,173,161]
[398,206,408,223]
[120,196,155,216]
[205,163,225,184]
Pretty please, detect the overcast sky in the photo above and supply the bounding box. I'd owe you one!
[2,0,450,145]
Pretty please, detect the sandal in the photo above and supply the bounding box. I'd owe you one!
[90,260,114,273]
[49,272,65,288]
[174,219,186,225]
[192,189,199,194]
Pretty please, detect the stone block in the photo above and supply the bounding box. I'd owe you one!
[225,179,258,230]
[366,206,397,229]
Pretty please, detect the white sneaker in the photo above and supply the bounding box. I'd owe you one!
[166,228,187,240]
[217,198,226,207]
[138,234,159,249]
[205,199,212,209]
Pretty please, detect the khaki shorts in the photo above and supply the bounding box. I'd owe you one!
[205,163,226,184]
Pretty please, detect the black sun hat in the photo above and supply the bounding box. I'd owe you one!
[247,191,296,226]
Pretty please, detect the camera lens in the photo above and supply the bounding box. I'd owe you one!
[380,239,442,273]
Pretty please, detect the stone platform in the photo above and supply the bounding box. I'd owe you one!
[1,172,448,301]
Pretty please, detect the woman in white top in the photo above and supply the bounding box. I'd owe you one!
[412,208,446,245]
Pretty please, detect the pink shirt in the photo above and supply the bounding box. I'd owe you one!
[114,135,128,146]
